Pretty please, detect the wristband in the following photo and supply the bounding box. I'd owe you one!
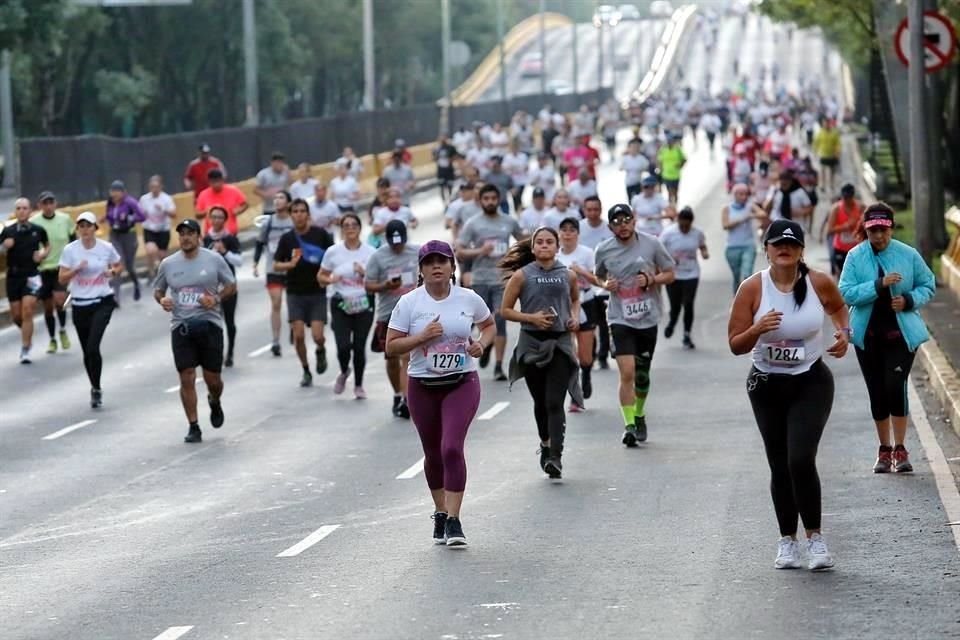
[839,327,852,337]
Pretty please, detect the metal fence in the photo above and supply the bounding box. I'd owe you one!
[18,89,613,205]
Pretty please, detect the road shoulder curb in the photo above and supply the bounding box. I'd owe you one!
[917,335,960,440]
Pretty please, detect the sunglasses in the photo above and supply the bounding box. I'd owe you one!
[610,217,634,227]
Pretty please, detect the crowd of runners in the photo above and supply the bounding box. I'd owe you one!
[0,68,937,570]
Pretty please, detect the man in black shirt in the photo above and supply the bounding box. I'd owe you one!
[273,198,334,386]
[1,197,50,363]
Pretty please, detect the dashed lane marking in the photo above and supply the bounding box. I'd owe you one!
[276,524,341,558]
[477,401,510,421]
[42,419,97,441]
[396,457,425,480]
[151,627,194,640]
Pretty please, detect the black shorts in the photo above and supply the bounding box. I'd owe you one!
[287,291,327,324]
[143,229,171,250]
[663,178,680,191]
[171,320,224,373]
[7,273,42,302]
[266,273,286,290]
[580,297,603,331]
[38,269,66,299]
[371,320,389,354]
[819,157,839,168]
[610,324,658,358]
[831,249,848,276]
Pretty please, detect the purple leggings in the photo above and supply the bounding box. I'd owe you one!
[407,372,481,492]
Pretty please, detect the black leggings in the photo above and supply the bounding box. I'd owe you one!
[747,360,834,536]
[331,304,374,386]
[222,294,238,359]
[666,277,699,334]
[594,296,610,361]
[523,350,575,455]
[855,336,915,420]
[72,298,115,390]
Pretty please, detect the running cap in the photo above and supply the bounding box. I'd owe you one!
[608,203,634,223]
[38,190,56,202]
[863,203,895,229]
[559,216,580,231]
[76,211,98,226]
[176,218,202,234]
[109,180,126,191]
[395,138,406,147]
[385,219,408,246]
[641,174,658,187]
[199,143,212,153]
[764,219,805,246]
[840,183,855,197]
[418,240,455,263]
[532,187,546,198]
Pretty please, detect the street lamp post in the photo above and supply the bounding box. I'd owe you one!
[242,0,259,126]
[539,0,546,98]
[363,0,375,110]
[0,50,15,189]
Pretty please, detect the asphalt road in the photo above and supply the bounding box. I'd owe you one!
[2,18,960,640]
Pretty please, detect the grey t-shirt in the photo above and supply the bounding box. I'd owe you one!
[382,165,416,204]
[484,170,514,202]
[518,261,572,333]
[658,224,705,280]
[365,243,420,321]
[594,232,675,329]
[457,212,524,286]
[255,167,290,213]
[155,248,236,329]
[258,214,295,275]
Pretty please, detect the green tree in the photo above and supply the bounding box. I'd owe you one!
[756,0,875,67]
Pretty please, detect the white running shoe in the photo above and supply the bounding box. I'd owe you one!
[774,536,803,569]
[807,533,835,571]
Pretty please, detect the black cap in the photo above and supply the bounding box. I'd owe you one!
[199,143,212,153]
[38,191,56,203]
[763,219,805,246]
[385,219,408,246]
[559,216,580,231]
[532,187,546,198]
[176,219,202,234]
[608,203,634,222]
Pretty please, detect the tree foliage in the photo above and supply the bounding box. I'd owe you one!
[756,0,875,67]
[5,0,575,138]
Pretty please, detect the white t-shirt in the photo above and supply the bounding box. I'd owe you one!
[557,244,596,302]
[621,153,650,187]
[541,207,577,230]
[502,152,529,186]
[139,192,176,232]
[579,219,613,249]
[769,189,813,221]
[309,198,340,235]
[330,176,359,208]
[519,205,547,234]
[388,285,491,379]
[290,178,319,202]
[320,241,376,303]
[59,239,121,304]
[659,223,706,280]
[567,179,598,206]
[630,193,668,236]
[528,166,557,202]
[488,129,510,154]
[372,206,416,243]
[466,148,491,177]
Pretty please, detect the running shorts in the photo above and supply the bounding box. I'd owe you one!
[663,178,680,191]
[6,274,42,302]
[371,320,389,354]
[171,320,224,373]
[38,269,66,299]
[143,229,171,251]
[470,283,506,336]
[819,157,839,168]
[266,273,286,290]
[287,291,327,324]
[610,324,657,358]
[581,297,603,331]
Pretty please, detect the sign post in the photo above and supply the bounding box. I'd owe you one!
[895,11,957,72]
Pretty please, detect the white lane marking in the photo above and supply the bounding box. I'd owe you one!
[248,343,273,358]
[164,385,180,394]
[151,626,194,640]
[396,457,424,480]
[42,419,97,441]
[276,524,341,557]
[908,380,960,553]
[477,401,510,421]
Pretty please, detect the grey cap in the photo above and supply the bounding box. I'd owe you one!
[109,180,126,192]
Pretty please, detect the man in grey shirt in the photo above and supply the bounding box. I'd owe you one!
[365,219,419,419]
[155,219,237,444]
[484,156,515,214]
[255,152,290,215]
[594,203,675,447]
[381,152,416,206]
[456,184,526,380]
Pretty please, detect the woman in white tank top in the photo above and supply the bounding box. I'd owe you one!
[727,219,850,572]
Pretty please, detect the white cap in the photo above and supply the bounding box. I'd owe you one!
[76,211,98,226]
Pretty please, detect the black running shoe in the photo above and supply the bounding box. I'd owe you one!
[432,512,448,545]
[544,457,562,479]
[90,388,102,409]
[622,426,638,448]
[316,345,328,374]
[479,344,492,368]
[271,343,281,357]
[224,355,234,368]
[396,399,411,420]
[444,517,467,546]
[209,395,225,428]
[184,424,202,443]
[493,365,507,381]
[133,288,142,302]
[598,359,610,370]
[538,444,550,472]
[392,395,401,416]
[300,370,313,388]
[664,324,675,339]
[682,335,695,350]
[635,415,648,442]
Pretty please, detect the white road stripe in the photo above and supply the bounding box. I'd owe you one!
[248,343,274,358]
[908,381,960,553]
[477,401,510,421]
[42,419,97,441]
[151,627,194,640]
[276,524,341,558]
[164,385,180,394]
[396,457,424,480]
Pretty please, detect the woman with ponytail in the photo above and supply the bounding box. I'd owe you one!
[728,219,850,572]
[499,227,582,480]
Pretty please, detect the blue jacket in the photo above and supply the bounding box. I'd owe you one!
[838,238,936,351]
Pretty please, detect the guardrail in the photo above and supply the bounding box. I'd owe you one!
[627,4,698,106]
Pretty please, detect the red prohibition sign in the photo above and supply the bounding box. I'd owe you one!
[895,11,957,72]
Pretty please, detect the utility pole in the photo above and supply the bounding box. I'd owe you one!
[539,0,547,98]
[925,0,948,251]
[441,0,451,135]
[908,1,932,263]
[497,0,508,104]
[597,23,604,92]
[242,0,259,126]
[0,50,15,189]
[571,21,578,95]
[363,0,375,110]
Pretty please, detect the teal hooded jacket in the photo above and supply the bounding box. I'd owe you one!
[838,238,936,352]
